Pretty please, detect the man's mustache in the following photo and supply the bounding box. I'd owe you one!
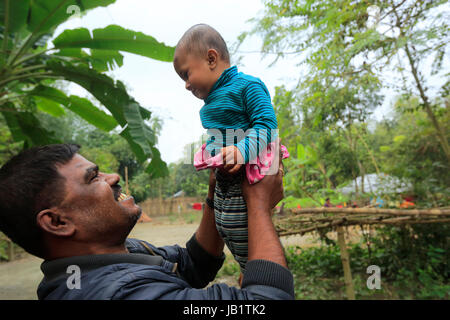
[112,184,122,200]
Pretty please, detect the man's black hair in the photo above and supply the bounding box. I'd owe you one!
[0,144,80,257]
[176,24,230,63]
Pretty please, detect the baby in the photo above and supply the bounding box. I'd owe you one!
[173,24,288,274]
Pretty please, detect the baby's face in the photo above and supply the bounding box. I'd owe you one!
[173,48,217,100]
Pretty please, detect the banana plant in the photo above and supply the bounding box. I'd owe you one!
[0,0,174,177]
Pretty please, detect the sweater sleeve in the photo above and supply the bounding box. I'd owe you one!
[236,80,278,163]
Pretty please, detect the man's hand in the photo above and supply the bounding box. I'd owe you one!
[221,145,244,174]
[242,162,284,211]
[242,152,287,268]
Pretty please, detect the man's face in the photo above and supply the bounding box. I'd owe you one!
[56,154,141,245]
[173,48,216,100]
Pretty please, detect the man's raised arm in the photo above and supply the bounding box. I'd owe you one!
[194,169,225,257]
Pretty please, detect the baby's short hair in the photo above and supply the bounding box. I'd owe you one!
[176,24,230,63]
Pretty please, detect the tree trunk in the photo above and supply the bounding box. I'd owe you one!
[310,142,334,188]
[354,126,381,175]
[357,161,365,194]
[404,44,450,162]
[337,226,355,300]
[344,126,361,196]
[390,1,450,162]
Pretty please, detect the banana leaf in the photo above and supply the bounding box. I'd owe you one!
[53,25,174,62]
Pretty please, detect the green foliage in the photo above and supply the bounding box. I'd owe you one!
[372,101,449,206]
[0,113,23,166]
[282,196,317,209]
[53,25,174,64]
[128,171,153,203]
[216,254,241,278]
[285,223,449,299]
[0,0,173,177]
[79,147,118,174]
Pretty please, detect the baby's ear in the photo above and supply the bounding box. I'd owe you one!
[207,49,219,67]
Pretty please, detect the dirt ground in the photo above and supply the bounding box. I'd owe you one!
[0,217,317,300]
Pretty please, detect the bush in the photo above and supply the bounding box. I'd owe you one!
[285,224,449,299]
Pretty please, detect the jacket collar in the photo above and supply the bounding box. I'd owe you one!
[40,242,163,283]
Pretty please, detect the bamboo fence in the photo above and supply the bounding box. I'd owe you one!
[274,206,450,300]
[138,196,203,217]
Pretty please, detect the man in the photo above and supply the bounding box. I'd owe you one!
[0,144,293,299]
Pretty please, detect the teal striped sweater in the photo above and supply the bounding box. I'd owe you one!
[200,66,278,163]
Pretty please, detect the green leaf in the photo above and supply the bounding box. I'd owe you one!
[47,59,127,125]
[30,84,70,105]
[119,126,148,163]
[393,135,406,143]
[306,145,318,163]
[297,143,306,160]
[55,47,90,59]
[46,60,166,175]
[53,25,175,62]
[123,100,156,154]
[313,113,322,127]
[35,96,66,117]
[17,111,61,145]
[30,84,118,132]
[67,95,117,131]
[54,47,123,72]
[2,108,60,146]
[1,105,27,142]
[27,0,116,34]
[47,60,154,144]
[0,0,31,33]
[145,147,169,179]
[90,49,124,72]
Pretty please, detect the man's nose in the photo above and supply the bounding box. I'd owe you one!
[104,173,120,186]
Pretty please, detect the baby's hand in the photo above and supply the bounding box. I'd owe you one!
[221,145,244,174]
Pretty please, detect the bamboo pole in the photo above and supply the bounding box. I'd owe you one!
[277,218,450,236]
[290,207,450,216]
[337,226,355,300]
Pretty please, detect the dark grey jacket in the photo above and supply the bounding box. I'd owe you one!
[37,234,294,300]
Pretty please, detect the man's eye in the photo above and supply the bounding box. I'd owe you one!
[91,173,99,181]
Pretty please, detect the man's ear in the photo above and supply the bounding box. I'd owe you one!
[207,49,219,69]
[36,208,75,237]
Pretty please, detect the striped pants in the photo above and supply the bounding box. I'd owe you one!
[214,169,248,272]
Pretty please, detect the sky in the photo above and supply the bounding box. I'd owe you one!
[54,0,300,164]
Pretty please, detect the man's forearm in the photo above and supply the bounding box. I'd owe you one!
[243,165,287,268]
[194,188,224,257]
[247,206,287,268]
